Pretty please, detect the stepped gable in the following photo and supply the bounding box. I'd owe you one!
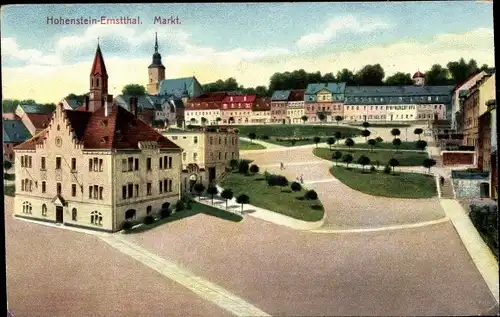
[14,129,49,150]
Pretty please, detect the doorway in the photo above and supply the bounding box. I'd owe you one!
[480,182,490,198]
[208,167,216,183]
[56,206,63,223]
[282,119,286,124]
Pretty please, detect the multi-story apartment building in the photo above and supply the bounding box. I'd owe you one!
[13,43,183,233]
[270,90,290,124]
[462,75,488,147]
[343,85,453,122]
[221,94,256,124]
[304,83,345,122]
[185,92,227,125]
[287,89,305,124]
[163,126,239,192]
[251,98,271,124]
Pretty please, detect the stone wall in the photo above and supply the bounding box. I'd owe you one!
[442,151,475,165]
[452,171,490,198]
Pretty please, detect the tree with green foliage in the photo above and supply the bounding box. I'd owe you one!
[416,140,428,151]
[248,132,256,143]
[375,136,383,143]
[216,117,222,124]
[357,155,371,172]
[424,64,451,85]
[221,189,234,210]
[313,136,321,148]
[193,183,206,201]
[423,158,437,174]
[301,115,308,124]
[392,138,402,152]
[367,139,377,152]
[122,84,146,96]
[3,160,13,171]
[238,160,250,174]
[362,121,370,128]
[304,190,318,200]
[317,112,326,124]
[343,154,353,168]
[229,159,239,171]
[361,129,371,141]
[332,151,342,166]
[355,64,385,85]
[327,137,336,149]
[206,185,219,205]
[201,117,207,125]
[290,181,302,192]
[334,131,342,144]
[414,128,423,140]
[345,138,355,151]
[391,128,401,139]
[388,158,399,173]
[385,72,413,86]
[236,194,250,214]
[335,116,343,125]
[249,164,259,174]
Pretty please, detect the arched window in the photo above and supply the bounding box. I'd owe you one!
[91,211,102,226]
[125,209,136,220]
[57,124,60,131]
[146,206,152,215]
[42,204,47,216]
[72,208,77,221]
[23,201,32,214]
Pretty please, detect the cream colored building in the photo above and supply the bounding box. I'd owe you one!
[287,108,305,124]
[251,109,271,124]
[478,73,496,115]
[185,108,221,125]
[13,103,182,233]
[164,127,239,192]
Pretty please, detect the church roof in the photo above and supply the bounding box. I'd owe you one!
[3,119,32,143]
[15,105,181,151]
[159,76,200,98]
[90,44,108,77]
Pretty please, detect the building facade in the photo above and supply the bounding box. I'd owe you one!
[185,92,227,125]
[270,90,290,124]
[286,89,305,124]
[221,94,256,124]
[13,44,183,233]
[304,83,346,122]
[164,127,239,192]
[147,33,166,95]
[3,119,31,161]
[251,98,271,124]
[462,82,482,147]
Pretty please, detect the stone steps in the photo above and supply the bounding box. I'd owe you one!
[440,179,454,199]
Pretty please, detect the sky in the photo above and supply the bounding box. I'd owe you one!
[0,2,495,103]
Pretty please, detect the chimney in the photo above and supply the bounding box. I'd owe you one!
[85,95,89,111]
[130,96,138,117]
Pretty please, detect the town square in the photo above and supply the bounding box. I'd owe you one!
[1,3,498,316]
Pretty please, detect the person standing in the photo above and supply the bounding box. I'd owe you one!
[299,174,304,184]
[280,162,284,170]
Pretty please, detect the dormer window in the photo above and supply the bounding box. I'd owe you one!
[101,137,108,143]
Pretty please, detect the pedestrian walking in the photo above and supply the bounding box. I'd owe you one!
[299,174,304,184]
[440,176,445,186]
[280,162,284,170]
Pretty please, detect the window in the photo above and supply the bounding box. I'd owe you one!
[159,157,163,169]
[21,156,25,167]
[99,187,103,200]
[168,156,172,169]
[183,152,187,161]
[89,186,93,199]
[122,186,127,199]
[72,184,77,197]
[134,158,139,171]
[128,184,133,198]
[57,183,62,195]
[23,201,32,214]
[91,211,102,226]
[168,179,172,192]
[42,181,46,193]
[159,180,163,193]
[147,183,152,195]
[193,153,198,161]
[71,158,76,171]
[121,159,127,172]
[225,152,228,160]
[56,157,61,169]
[41,157,46,170]
[93,185,98,199]
[147,158,152,171]
[219,137,221,144]
[163,156,168,169]
[194,136,198,144]
[210,137,213,145]
[128,157,133,171]
[218,152,221,160]
[135,184,139,197]
[163,179,168,192]
[99,159,103,172]
[90,159,94,172]
[147,206,152,215]
[28,156,32,168]
[42,204,47,217]
[72,208,77,221]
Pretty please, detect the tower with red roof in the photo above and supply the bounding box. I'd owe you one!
[88,41,109,112]
[412,70,425,86]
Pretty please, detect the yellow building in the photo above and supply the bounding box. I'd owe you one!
[163,127,239,192]
[478,73,496,115]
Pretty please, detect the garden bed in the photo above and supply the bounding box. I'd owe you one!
[314,148,428,166]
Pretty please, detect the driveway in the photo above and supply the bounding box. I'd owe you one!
[242,146,445,229]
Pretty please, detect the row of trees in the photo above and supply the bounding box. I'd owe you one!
[2,98,56,113]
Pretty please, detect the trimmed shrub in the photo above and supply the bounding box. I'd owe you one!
[267,174,288,187]
[161,208,172,218]
[304,190,318,200]
[249,164,259,174]
[383,165,391,174]
[175,200,185,212]
[143,215,155,225]
[229,159,239,171]
[4,173,15,181]
[238,160,250,174]
[290,181,302,192]
[370,166,376,172]
[122,220,133,231]
[261,135,270,140]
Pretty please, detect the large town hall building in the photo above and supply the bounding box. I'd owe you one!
[13,43,183,232]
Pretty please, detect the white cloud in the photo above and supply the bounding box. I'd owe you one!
[1,37,61,66]
[296,15,391,50]
[1,27,495,103]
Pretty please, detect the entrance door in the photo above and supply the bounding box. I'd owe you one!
[282,119,286,124]
[390,114,393,121]
[56,206,63,223]
[208,167,216,183]
[480,182,490,198]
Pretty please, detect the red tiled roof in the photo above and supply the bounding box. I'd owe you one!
[186,103,220,110]
[26,113,53,130]
[288,90,305,101]
[189,92,227,102]
[15,106,181,151]
[412,71,424,78]
[14,129,49,150]
[253,98,271,111]
[222,95,257,103]
[90,44,108,77]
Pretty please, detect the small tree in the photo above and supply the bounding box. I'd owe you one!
[290,181,302,192]
[357,155,371,172]
[362,121,370,128]
[344,138,355,151]
[334,131,342,144]
[193,183,206,201]
[290,139,296,146]
[229,159,239,171]
[414,128,423,140]
[248,132,256,143]
[201,117,207,125]
[304,190,318,200]
[190,118,196,124]
[367,139,376,152]
[236,194,250,214]
[3,160,12,171]
[249,164,259,174]
[332,151,342,166]
[313,136,321,148]
[391,128,401,139]
[301,115,308,124]
[335,116,343,125]
[317,112,326,124]
[206,185,219,205]
[392,138,402,152]
[327,137,336,149]
[361,129,371,141]
[423,158,437,174]
[238,160,250,174]
[216,117,222,124]
[388,158,399,173]
[343,154,353,168]
[375,136,383,143]
[416,140,428,151]
[221,189,234,209]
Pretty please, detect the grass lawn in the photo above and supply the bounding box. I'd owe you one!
[235,124,362,138]
[333,140,425,150]
[348,123,411,128]
[313,147,428,166]
[125,202,242,234]
[329,166,437,198]
[219,171,324,221]
[239,139,266,150]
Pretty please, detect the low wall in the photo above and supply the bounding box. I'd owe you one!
[451,170,490,198]
[442,151,475,166]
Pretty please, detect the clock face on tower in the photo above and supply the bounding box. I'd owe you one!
[55,137,62,147]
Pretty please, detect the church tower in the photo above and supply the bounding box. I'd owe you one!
[89,41,109,112]
[147,32,166,95]
[412,70,425,86]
